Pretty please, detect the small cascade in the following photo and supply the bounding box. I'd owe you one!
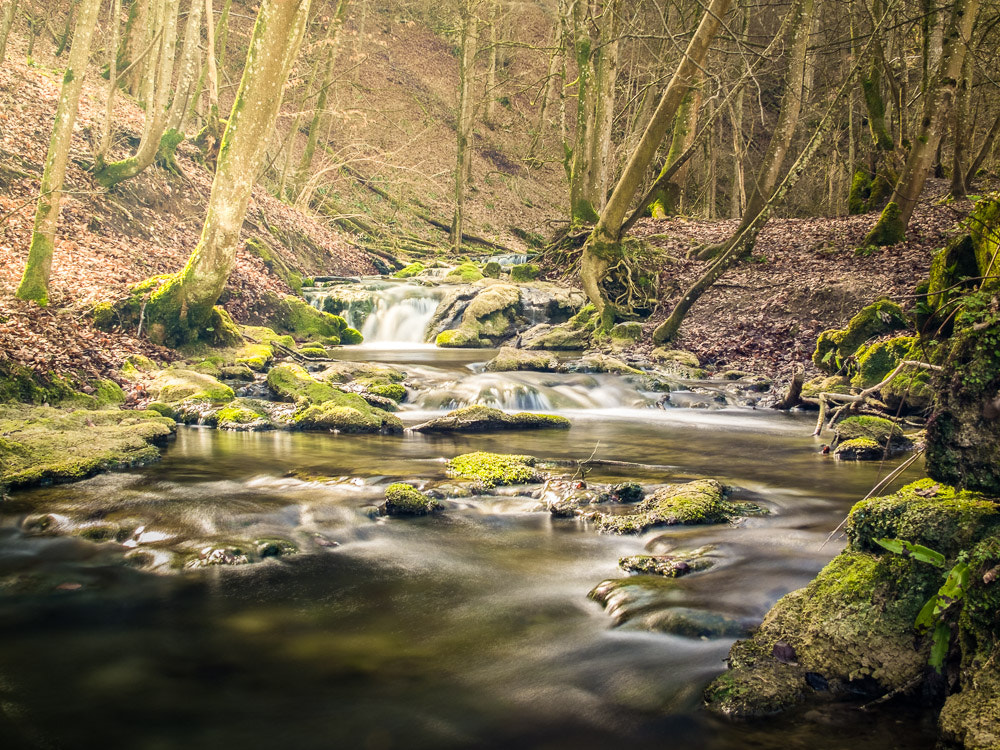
[304,281,443,344]
[361,285,442,344]
[408,371,660,412]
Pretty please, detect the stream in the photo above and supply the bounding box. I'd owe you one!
[0,281,939,749]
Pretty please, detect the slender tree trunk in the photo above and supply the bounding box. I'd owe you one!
[568,0,597,224]
[94,0,121,167]
[695,0,814,261]
[125,0,149,95]
[451,1,478,251]
[0,0,19,64]
[527,28,560,163]
[157,0,204,172]
[484,4,497,123]
[578,0,732,324]
[648,67,703,218]
[949,53,972,198]
[864,0,980,246]
[93,0,181,187]
[16,0,103,304]
[143,0,312,345]
[965,111,1000,187]
[587,0,621,214]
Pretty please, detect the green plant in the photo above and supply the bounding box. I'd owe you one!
[875,537,971,672]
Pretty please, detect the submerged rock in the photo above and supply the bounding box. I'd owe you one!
[379,483,444,516]
[412,405,569,433]
[595,479,763,534]
[619,545,719,578]
[215,399,278,431]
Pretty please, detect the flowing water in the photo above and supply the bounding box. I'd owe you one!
[0,291,939,749]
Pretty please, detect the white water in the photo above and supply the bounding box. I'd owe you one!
[360,284,442,344]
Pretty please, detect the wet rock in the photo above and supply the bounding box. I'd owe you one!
[255,538,298,558]
[379,483,444,516]
[570,354,642,375]
[619,545,718,577]
[446,452,542,489]
[596,479,763,534]
[833,438,883,460]
[184,546,250,568]
[215,398,277,431]
[411,405,569,433]
[483,347,560,372]
[610,482,644,503]
[436,284,521,347]
[832,415,913,460]
[146,369,234,405]
[519,323,589,350]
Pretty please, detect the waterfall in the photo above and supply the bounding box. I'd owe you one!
[361,286,442,344]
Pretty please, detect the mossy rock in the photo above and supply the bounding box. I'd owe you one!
[205,307,244,348]
[393,262,426,278]
[446,452,541,488]
[705,551,941,719]
[619,545,718,577]
[364,382,406,402]
[412,405,569,433]
[294,400,402,433]
[146,369,234,405]
[241,325,295,350]
[574,354,642,375]
[298,346,330,358]
[483,347,560,372]
[834,415,908,447]
[509,263,539,282]
[483,261,501,278]
[0,406,176,488]
[340,327,364,345]
[596,479,763,534]
[651,348,700,367]
[851,335,917,389]
[610,322,643,342]
[519,323,589,350]
[379,483,443,516]
[319,362,406,384]
[801,375,852,398]
[444,262,484,283]
[267,363,340,404]
[120,355,159,382]
[219,364,255,381]
[255,293,348,346]
[436,328,485,348]
[812,299,910,373]
[846,478,1000,558]
[833,437,883,460]
[215,399,275,431]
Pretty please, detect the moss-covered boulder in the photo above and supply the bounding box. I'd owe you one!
[146,369,234,405]
[573,354,642,375]
[833,437,883,460]
[393,262,426,278]
[834,414,908,448]
[509,263,539,282]
[595,479,762,534]
[651,348,700,367]
[318,361,406,384]
[926,289,1000,496]
[519,322,589,350]
[0,406,176,488]
[483,347,560,372]
[379,483,443,516]
[411,405,569,433]
[609,322,643,343]
[435,284,522,347]
[446,452,541,488]
[483,261,501,278]
[619,545,719,578]
[215,399,276,431]
[801,375,852,399]
[253,292,351,346]
[846,478,999,558]
[813,299,910,373]
[443,262,484,283]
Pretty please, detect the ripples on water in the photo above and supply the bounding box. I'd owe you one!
[0,342,937,749]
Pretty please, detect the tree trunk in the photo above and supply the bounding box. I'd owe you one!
[695,0,814,261]
[864,0,980,246]
[965,111,1000,187]
[15,0,103,305]
[143,0,312,345]
[578,0,732,324]
[94,0,121,166]
[158,0,204,172]
[0,0,19,64]
[451,2,478,251]
[484,4,497,124]
[648,68,702,219]
[587,0,621,214]
[125,0,150,96]
[93,0,181,188]
[949,53,972,198]
[568,0,598,224]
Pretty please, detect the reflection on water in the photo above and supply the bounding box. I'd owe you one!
[0,350,936,749]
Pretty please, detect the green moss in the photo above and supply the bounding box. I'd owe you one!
[509,263,539,282]
[863,201,906,247]
[651,348,700,367]
[215,399,273,431]
[444,262,484,282]
[256,293,347,346]
[365,382,406,401]
[297,346,329,358]
[147,369,234,405]
[833,437,883,460]
[319,362,406,384]
[851,336,916,388]
[812,298,910,373]
[120,355,159,382]
[483,261,501,278]
[233,343,273,372]
[596,479,762,534]
[340,327,364,345]
[610,322,643,342]
[483,347,559,372]
[446,452,541,488]
[846,478,999,557]
[393,262,425,278]
[380,483,443,516]
[93,379,126,406]
[267,363,340,404]
[848,169,871,215]
[834,414,906,446]
[91,300,116,330]
[293,401,402,433]
[436,328,484,348]
[0,406,176,488]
